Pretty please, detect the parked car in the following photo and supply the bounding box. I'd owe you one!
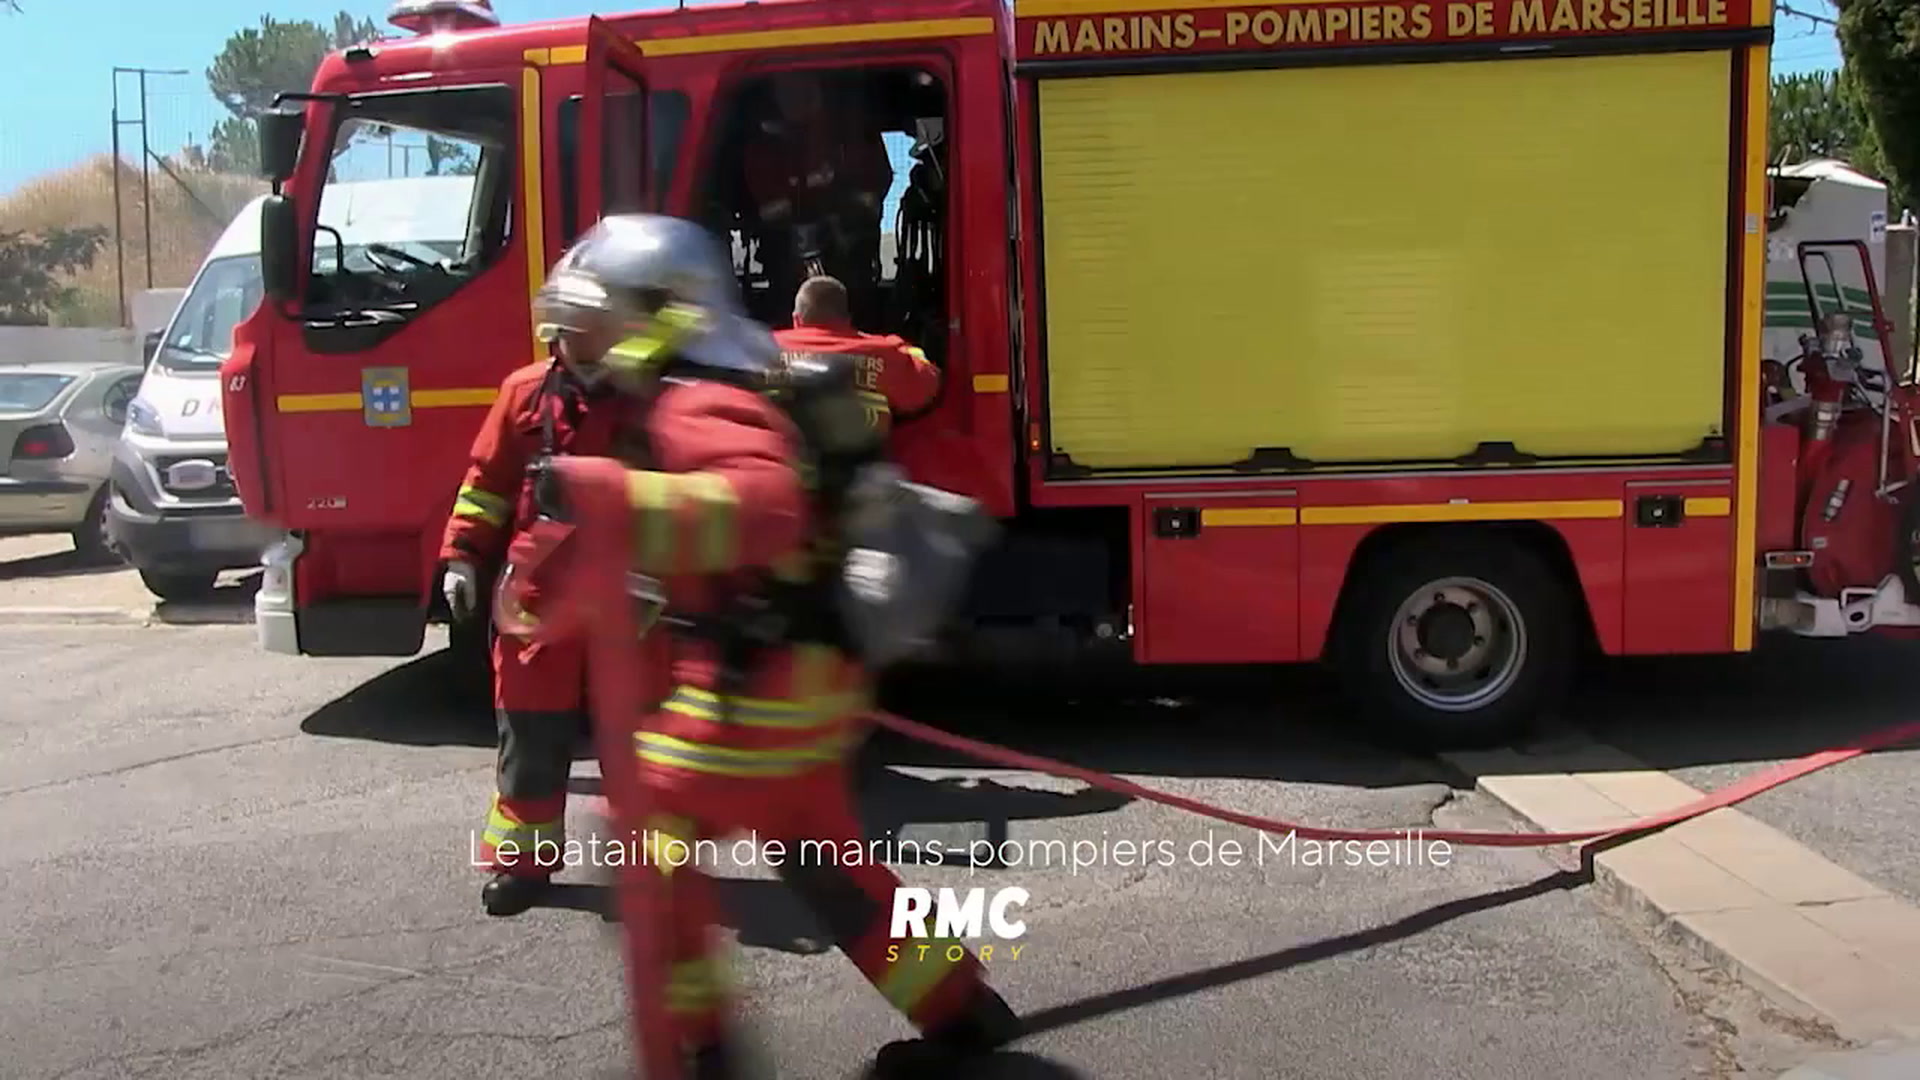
[0,361,145,561]
[107,204,281,602]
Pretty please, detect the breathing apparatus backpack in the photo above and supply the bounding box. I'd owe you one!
[546,348,997,689]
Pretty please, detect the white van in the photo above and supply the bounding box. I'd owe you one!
[109,177,476,601]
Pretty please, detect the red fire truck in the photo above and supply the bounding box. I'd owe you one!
[221,0,1920,747]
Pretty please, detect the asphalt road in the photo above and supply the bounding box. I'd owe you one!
[0,624,1851,1080]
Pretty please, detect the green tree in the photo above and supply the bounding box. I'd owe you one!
[202,12,382,174]
[0,227,109,326]
[1836,0,1920,212]
[1771,69,1885,176]
[426,136,479,176]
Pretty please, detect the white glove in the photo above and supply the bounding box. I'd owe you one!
[442,560,479,622]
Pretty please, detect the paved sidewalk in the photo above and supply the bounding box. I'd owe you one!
[1780,1040,1920,1078]
[1445,738,1920,1047]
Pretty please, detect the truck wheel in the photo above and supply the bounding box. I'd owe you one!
[1332,534,1574,750]
[139,569,220,603]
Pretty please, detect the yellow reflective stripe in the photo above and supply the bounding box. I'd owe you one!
[877,938,967,1014]
[635,730,848,777]
[483,800,564,849]
[793,643,836,700]
[680,472,738,573]
[605,309,706,380]
[665,956,723,1004]
[627,470,740,574]
[629,471,677,569]
[661,685,865,729]
[636,813,698,877]
[454,485,511,525]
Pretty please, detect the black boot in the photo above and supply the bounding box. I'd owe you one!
[869,984,1021,1078]
[480,872,547,917]
[686,1039,742,1080]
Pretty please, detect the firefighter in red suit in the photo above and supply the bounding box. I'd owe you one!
[774,275,940,440]
[439,320,646,918]
[511,214,1018,1079]
[743,72,894,330]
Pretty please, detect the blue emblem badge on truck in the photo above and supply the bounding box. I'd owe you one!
[362,367,411,428]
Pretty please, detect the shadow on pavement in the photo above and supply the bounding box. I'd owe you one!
[0,546,125,581]
[1518,633,1920,774]
[151,575,261,624]
[299,646,495,747]
[855,1050,1093,1079]
[866,662,1448,790]
[1017,867,1585,1039]
[298,646,1438,793]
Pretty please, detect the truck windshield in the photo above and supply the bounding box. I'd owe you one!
[157,254,264,372]
[305,85,513,313]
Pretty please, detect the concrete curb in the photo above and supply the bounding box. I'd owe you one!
[1442,741,1920,1046]
[0,606,148,626]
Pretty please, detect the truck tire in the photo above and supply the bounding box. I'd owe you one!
[1331,533,1574,750]
[139,569,220,603]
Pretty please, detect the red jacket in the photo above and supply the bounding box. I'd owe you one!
[514,378,870,784]
[774,321,940,437]
[742,115,893,224]
[440,361,644,570]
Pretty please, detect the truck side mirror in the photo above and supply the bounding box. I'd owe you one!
[261,194,300,304]
[257,109,305,183]
[142,330,161,362]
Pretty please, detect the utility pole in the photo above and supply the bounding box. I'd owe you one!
[110,66,188,325]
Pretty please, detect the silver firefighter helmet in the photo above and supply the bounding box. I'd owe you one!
[532,214,778,388]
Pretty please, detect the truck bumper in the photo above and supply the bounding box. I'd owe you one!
[255,536,302,655]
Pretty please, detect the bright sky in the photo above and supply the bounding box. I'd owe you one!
[0,0,1848,197]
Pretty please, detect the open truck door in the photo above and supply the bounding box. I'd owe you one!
[577,17,653,231]
[235,64,550,657]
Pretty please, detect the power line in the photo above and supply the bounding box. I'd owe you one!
[1776,1,1838,27]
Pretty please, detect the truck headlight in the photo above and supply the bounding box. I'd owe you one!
[126,398,164,438]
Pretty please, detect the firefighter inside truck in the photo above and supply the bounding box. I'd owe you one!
[695,66,950,370]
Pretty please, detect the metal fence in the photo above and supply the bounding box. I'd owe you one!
[0,74,265,329]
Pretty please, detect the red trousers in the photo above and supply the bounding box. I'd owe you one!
[634,759,988,1053]
[477,629,588,879]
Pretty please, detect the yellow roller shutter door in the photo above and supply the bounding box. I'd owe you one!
[1036,50,1735,470]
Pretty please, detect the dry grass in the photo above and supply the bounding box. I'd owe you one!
[0,155,266,327]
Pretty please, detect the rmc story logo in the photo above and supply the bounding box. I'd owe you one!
[886,887,1032,963]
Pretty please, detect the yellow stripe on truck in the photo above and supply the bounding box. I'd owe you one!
[528,18,994,65]
[275,388,498,413]
[1299,500,1623,526]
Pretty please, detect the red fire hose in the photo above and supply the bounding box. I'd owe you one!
[864,710,1920,847]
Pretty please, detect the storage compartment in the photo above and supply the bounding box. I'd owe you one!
[1035,50,1736,472]
[1138,492,1299,663]
[1622,481,1735,653]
